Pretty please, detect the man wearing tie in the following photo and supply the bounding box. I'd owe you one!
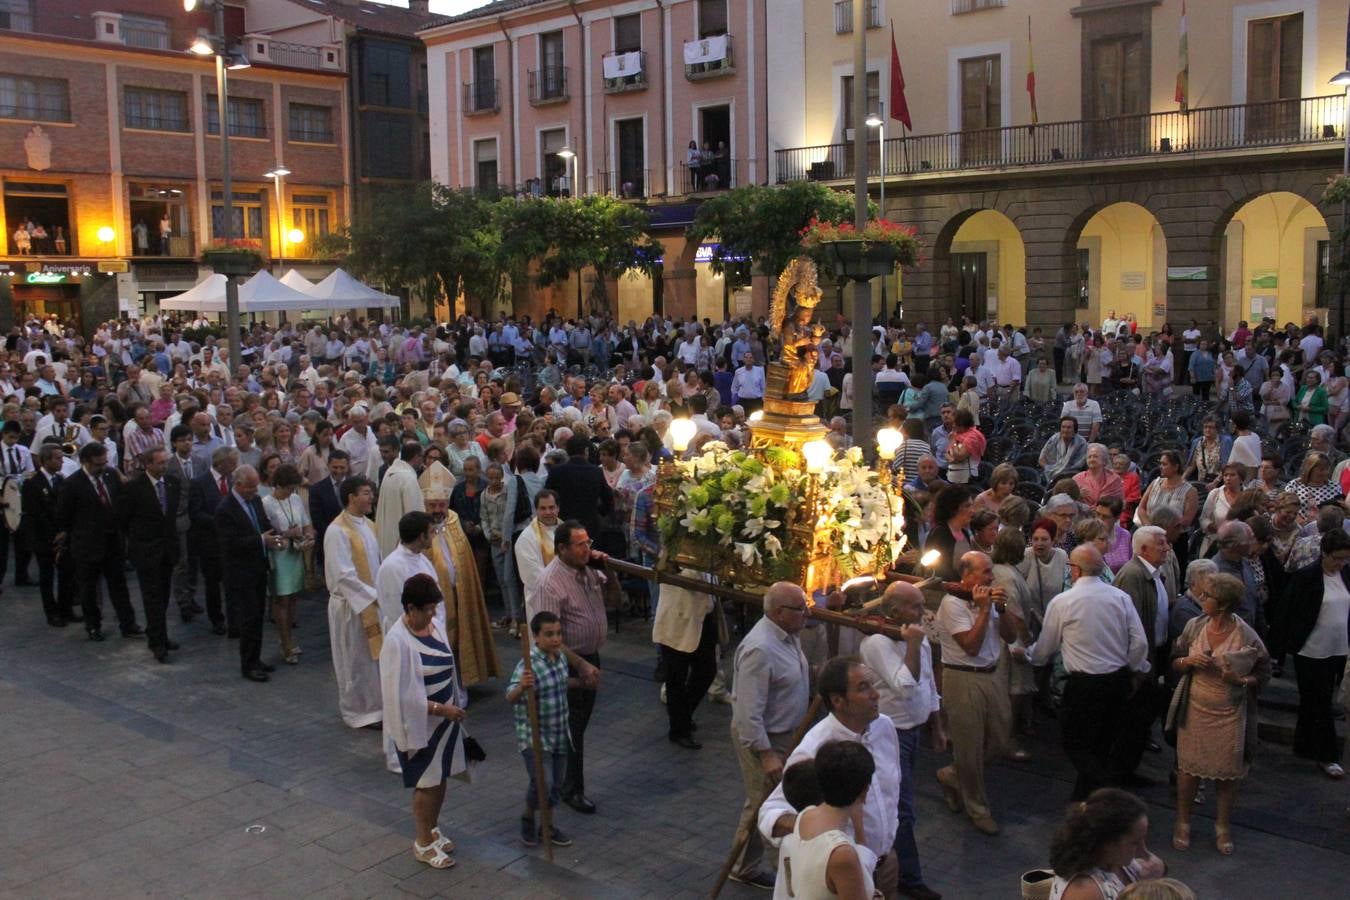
[121,447,183,663]
[309,449,348,565]
[0,419,34,587]
[21,444,75,627]
[55,442,140,641]
[215,464,277,682]
[166,424,200,621]
[188,446,239,635]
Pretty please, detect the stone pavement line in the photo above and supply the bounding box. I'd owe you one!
[2,584,1348,899]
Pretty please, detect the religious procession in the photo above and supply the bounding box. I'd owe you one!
[2,245,1348,899]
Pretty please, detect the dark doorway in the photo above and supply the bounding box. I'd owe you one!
[615,118,645,198]
[951,252,988,322]
[12,284,82,333]
[699,105,731,189]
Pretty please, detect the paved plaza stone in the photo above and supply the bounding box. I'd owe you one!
[1,583,1348,899]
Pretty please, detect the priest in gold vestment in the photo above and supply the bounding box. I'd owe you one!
[418,462,500,686]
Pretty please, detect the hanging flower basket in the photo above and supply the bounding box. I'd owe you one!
[800,218,919,283]
[201,240,264,275]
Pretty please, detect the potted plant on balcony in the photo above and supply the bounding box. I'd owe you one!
[800,217,920,283]
[201,239,265,275]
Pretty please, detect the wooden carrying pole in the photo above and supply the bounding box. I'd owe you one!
[709,694,825,899]
[518,628,553,862]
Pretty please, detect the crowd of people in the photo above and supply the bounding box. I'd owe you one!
[1,304,1346,897]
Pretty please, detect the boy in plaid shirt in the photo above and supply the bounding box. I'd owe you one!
[507,610,576,848]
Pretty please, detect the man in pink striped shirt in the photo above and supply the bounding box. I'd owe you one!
[532,519,606,815]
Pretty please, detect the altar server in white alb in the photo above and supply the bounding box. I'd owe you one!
[377,510,439,630]
[325,475,385,728]
[375,441,426,557]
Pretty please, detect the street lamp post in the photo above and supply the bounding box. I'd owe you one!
[850,0,874,455]
[558,146,585,317]
[1331,70,1350,344]
[186,0,247,373]
[866,103,887,318]
[265,163,291,267]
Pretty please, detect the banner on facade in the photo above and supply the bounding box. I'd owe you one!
[603,51,643,80]
[1166,266,1207,281]
[683,34,728,66]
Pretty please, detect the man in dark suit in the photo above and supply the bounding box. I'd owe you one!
[55,442,140,641]
[121,447,182,663]
[166,424,201,622]
[544,434,614,539]
[22,443,76,627]
[1113,524,1180,784]
[309,449,348,565]
[216,464,277,682]
[188,445,239,635]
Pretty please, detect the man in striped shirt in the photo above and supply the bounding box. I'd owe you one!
[532,519,605,815]
[124,405,164,474]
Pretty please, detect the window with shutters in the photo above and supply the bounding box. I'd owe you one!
[1087,36,1146,156]
[1246,13,1302,142]
[473,139,498,191]
[0,73,69,122]
[614,14,642,52]
[959,55,1000,164]
[697,0,727,37]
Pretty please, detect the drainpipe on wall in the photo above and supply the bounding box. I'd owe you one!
[497,17,516,190]
[567,0,585,193]
[654,0,668,194]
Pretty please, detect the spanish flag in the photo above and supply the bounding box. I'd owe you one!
[1175,0,1189,112]
[1026,17,1039,130]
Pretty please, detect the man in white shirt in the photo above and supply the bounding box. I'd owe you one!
[1060,383,1103,442]
[1026,545,1149,800]
[859,582,945,900]
[933,550,1018,835]
[988,345,1022,398]
[730,352,766,414]
[758,657,901,900]
[31,397,90,452]
[337,406,380,480]
[687,394,723,441]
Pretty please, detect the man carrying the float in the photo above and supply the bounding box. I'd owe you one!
[419,461,500,687]
[325,475,385,728]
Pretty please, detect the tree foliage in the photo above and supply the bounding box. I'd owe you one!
[316,185,659,318]
[496,194,660,316]
[686,181,870,288]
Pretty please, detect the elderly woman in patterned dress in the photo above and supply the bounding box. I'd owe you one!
[1169,572,1270,856]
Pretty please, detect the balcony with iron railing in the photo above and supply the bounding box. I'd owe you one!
[600,169,650,200]
[684,33,734,81]
[677,157,750,194]
[775,95,1348,184]
[528,66,568,105]
[120,20,169,50]
[603,50,647,93]
[462,79,499,115]
[270,40,321,69]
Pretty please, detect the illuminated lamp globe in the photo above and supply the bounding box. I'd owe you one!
[875,427,902,461]
[96,226,115,243]
[748,410,764,423]
[669,418,697,453]
[802,439,832,474]
[286,228,305,245]
[919,548,942,570]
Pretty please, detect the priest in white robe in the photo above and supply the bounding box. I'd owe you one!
[377,510,439,630]
[374,442,426,557]
[324,475,384,728]
[514,488,561,620]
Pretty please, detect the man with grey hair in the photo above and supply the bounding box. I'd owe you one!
[726,582,810,890]
[1213,520,1265,632]
[1309,423,1345,467]
[860,581,944,899]
[216,465,278,681]
[1026,545,1149,799]
[1113,524,1179,782]
[1060,383,1102,442]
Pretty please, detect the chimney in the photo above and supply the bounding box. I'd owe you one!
[409,0,430,12]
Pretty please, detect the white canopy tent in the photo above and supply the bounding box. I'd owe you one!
[305,268,401,310]
[158,270,321,313]
[278,269,317,293]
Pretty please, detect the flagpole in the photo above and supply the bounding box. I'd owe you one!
[850,0,873,454]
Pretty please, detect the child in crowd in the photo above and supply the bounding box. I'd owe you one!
[507,611,576,849]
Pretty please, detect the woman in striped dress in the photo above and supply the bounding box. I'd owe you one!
[380,573,469,870]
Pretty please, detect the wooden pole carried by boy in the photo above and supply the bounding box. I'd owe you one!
[518,625,554,862]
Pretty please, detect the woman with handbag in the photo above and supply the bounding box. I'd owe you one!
[1168,572,1271,855]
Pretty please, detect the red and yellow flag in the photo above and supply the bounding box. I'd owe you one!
[1176,0,1189,112]
[1027,16,1039,129]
